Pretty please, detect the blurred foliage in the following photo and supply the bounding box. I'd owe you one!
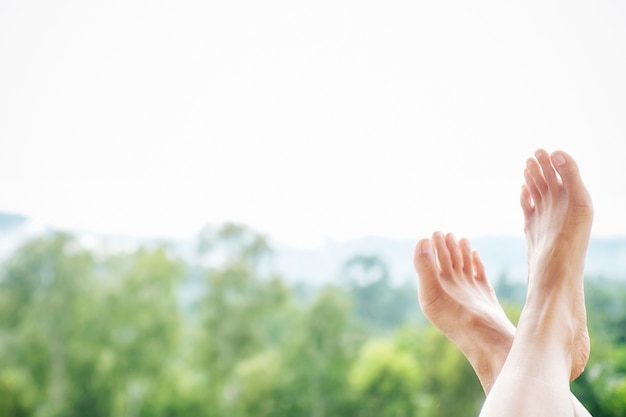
[0,225,625,416]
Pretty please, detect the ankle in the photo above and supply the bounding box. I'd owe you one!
[467,332,514,395]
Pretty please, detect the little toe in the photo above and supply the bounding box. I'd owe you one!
[520,184,534,218]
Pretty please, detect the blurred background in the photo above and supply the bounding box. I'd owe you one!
[1,1,626,416]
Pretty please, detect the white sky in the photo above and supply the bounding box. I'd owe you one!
[1,0,625,248]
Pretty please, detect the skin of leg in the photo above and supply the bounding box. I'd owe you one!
[414,233,591,417]
[479,149,593,416]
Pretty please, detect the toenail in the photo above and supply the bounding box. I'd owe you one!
[420,240,432,255]
[552,153,566,167]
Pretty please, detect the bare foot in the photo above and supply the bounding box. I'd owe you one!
[520,149,593,380]
[413,231,593,417]
[413,231,515,393]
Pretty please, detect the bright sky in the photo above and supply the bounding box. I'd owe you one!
[1,0,625,248]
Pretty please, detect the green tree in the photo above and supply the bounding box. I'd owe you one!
[227,284,362,417]
[0,233,95,417]
[280,287,359,416]
[572,280,626,417]
[89,246,185,417]
[195,223,288,416]
[397,325,484,417]
[0,233,190,417]
[342,254,417,331]
[229,349,289,417]
[349,338,421,417]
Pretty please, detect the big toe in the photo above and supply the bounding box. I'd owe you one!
[413,239,444,306]
[550,150,592,204]
[413,239,437,279]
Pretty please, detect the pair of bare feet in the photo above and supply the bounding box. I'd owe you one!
[413,149,594,416]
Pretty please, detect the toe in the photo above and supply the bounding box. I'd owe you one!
[459,238,474,278]
[433,231,453,277]
[413,238,445,308]
[526,158,548,197]
[520,184,534,218]
[535,149,560,191]
[550,150,588,199]
[524,167,542,205]
[472,250,487,282]
[413,239,436,274]
[445,233,462,270]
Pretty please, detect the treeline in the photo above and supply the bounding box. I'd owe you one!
[0,224,624,417]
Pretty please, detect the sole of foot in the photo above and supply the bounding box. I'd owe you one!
[414,231,516,392]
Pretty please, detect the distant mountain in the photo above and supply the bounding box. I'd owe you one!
[0,212,49,261]
[272,236,626,284]
[0,212,27,231]
[0,211,188,262]
[1,211,625,284]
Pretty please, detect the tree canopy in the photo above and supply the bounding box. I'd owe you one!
[0,226,625,416]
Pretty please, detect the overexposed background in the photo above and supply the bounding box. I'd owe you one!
[1,0,625,248]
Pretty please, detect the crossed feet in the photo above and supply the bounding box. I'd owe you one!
[413,149,593,394]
